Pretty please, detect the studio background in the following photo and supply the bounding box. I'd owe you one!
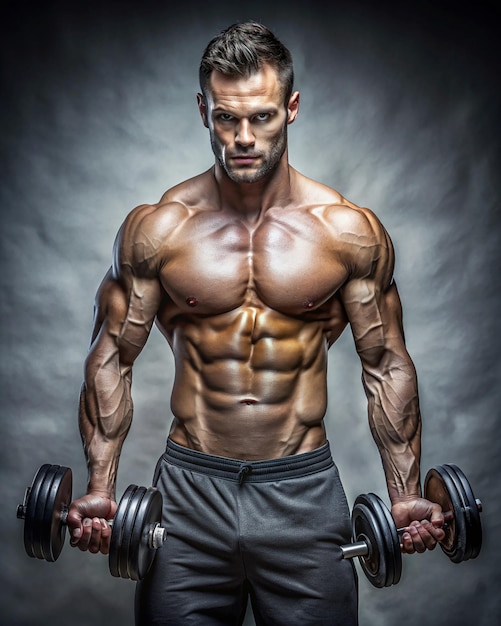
[1,1,499,624]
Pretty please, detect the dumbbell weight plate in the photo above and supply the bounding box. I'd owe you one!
[23,464,51,559]
[352,498,387,587]
[128,487,163,581]
[109,484,165,581]
[424,464,482,563]
[424,465,463,561]
[41,465,73,561]
[352,493,401,588]
[22,464,72,562]
[445,464,482,560]
[33,465,62,560]
[365,493,402,586]
[118,486,147,580]
[109,484,139,578]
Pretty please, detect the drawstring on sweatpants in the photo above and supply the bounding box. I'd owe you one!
[237,463,253,485]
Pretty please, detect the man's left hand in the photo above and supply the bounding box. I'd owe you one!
[391,498,446,554]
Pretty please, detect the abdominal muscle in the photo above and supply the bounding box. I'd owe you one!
[163,303,330,460]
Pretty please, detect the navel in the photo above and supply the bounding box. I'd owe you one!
[240,398,258,405]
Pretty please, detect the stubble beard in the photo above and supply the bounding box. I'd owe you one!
[212,126,288,184]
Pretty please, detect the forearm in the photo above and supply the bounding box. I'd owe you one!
[362,354,422,504]
[79,361,133,499]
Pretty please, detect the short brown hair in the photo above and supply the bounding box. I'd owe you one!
[199,22,294,105]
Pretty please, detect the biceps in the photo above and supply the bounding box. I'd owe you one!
[88,269,162,369]
[341,279,405,366]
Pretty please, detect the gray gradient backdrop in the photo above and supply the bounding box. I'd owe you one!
[1,1,500,624]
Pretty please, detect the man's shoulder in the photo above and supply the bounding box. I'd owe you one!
[296,173,385,240]
[323,203,385,241]
[122,169,215,236]
[113,170,215,273]
[158,169,216,213]
[294,172,393,281]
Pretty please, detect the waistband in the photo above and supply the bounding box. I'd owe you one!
[163,439,333,484]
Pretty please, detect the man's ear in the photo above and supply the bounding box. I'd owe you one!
[197,93,209,128]
[287,91,300,124]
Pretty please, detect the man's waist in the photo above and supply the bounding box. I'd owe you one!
[163,439,334,483]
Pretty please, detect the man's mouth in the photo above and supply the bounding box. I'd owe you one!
[231,155,259,165]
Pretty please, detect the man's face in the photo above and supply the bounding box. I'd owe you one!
[198,63,299,184]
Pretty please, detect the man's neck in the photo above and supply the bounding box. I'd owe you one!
[213,159,294,223]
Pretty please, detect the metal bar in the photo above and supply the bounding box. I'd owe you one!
[340,540,369,559]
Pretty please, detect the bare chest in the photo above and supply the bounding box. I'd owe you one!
[159,212,348,316]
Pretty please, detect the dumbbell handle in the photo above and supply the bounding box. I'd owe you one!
[17,496,167,550]
[340,539,371,559]
[340,526,430,560]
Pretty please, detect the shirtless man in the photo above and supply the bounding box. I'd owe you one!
[68,22,445,625]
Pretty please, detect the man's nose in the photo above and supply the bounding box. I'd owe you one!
[235,120,255,147]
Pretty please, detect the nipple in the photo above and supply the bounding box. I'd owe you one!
[303,299,315,309]
[186,296,198,307]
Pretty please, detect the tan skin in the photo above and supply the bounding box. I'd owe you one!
[68,63,445,558]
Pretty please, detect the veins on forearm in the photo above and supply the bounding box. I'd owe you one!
[79,355,134,494]
[362,358,422,500]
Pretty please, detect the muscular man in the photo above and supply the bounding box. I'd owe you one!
[68,22,445,625]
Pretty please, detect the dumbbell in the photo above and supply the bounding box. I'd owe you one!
[340,464,483,588]
[17,464,166,581]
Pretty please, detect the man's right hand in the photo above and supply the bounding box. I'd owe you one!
[67,494,118,555]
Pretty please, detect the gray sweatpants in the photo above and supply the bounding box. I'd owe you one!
[135,440,358,625]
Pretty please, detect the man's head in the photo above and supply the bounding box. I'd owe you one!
[199,21,294,106]
[198,22,299,184]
